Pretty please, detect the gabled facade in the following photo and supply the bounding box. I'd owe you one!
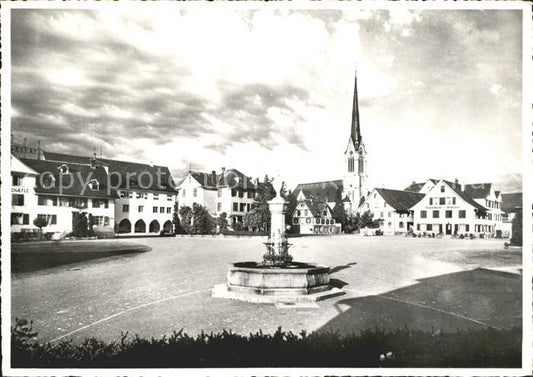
[357,188,424,235]
[411,179,499,236]
[177,168,259,227]
[291,196,341,235]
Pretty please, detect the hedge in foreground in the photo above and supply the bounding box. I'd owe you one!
[12,322,521,368]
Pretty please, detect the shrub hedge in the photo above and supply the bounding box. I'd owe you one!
[12,324,521,368]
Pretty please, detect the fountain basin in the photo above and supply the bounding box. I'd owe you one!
[212,261,345,304]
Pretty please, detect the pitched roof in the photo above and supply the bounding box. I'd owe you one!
[501,193,522,213]
[300,199,331,217]
[463,183,492,199]
[444,181,487,215]
[375,188,425,213]
[20,159,118,199]
[404,179,438,192]
[184,169,257,190]
[44,151,176,193]
[292,180,343,203]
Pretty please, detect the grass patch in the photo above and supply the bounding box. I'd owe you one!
[12,321,521,368]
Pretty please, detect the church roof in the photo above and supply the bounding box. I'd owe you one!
[463,183,492,199]
[501,193,522,214]
[375,188,425,214]
[292,180,343,203]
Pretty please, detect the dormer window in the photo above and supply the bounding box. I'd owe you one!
[88,179,100,191]
[58,164,69,174]
[42,173,55,188]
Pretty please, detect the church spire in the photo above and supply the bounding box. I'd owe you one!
[350,68,362,148]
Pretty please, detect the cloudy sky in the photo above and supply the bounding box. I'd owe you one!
[10,7,523,192]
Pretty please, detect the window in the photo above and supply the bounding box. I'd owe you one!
[182,189,186,197]
[38,214,57,225]
[233,203,238,211]
[218,188,222,197]
[452,197,456,205]
[321,219,325,224]
[439,198,445,205]
[307,218,311,224]
[445,210,452,218]
[465,224,470,232]
[11,213,29,225]
[304,210,308,216]
[123,204,130,213]
[167,195,173,201]
[323,211,327,216]
[154,193,159,200]
[138,205,144,212]
[58,164,69,174]
[217,202,222,211]
[380,212,384,218]
[388,212,392,218]
[240,203,246,212]
[68,197,87,208]
[193,189,197,197]
[88,179,100,191]
[429,198,433,205]
[93,216,105,226]
[38,196,57,206]
[421,210,427,218]
[440,185,445,193]
[238,190,244,198]
[247,190,254,199]
[297,210,301,216]
[459,210,466,218]
[160,206,165,213]
[387,222,392,227]
[166,207,171,214]
[12,194,25,206]
[12,175,22,186]
[42,174,55,187]
[427,224,433,231]
[417,224,420,231]
[153,206,158,213]
[92,199,109,208]
[432,210,439,218]
[231,189,237,197]
[399,222,404,228]
[247,203,251,212]
[293,218,299,224]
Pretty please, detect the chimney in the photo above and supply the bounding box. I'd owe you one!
[211,170,216,184]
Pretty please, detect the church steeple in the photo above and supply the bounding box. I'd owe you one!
[350,69,362,148]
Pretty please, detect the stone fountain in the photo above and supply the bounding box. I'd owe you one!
[212,178,344,304]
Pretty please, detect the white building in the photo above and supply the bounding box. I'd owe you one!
[177,168,259,227]
[410,179,501,237]
[43,151,178,236]
[291,192,341,235]
[13,155,117,237]
[357,188,424,235]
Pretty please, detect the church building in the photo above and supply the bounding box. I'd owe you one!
[290,70,368,233]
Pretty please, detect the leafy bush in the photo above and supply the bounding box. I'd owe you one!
[510,210,522,246]
[11,323,521,368]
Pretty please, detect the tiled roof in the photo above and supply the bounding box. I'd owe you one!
[44,151,176,193]
[20,159,118,199]
[300,199,331,217]
[375,188,425,213]
[463,183,492,199]
[501,193,522,213]
[185,169,257,190]
[293,180,343,203]
[444,181,487,215]
[404,179,438,192]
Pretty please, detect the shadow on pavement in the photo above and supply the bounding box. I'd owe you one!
[318,268,521,334]
[329,262,358,274]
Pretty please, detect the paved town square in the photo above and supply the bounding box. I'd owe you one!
[11,236,521,344]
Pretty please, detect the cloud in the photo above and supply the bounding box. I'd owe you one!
[9,8,523,192]
[489,83,506,96]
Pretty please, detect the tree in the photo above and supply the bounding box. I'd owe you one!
[243,210,263,232]
[284,189,298,231]
[216,212,229,233]
[33,217,49,239]
[191,203,214,235]
[88,214,95,237]
[510,209,522,246]
[331,188,348,231]
[179,205,192,234]
[360,210,379,229]
[249,175,276,233]
[172,202,183,234]
[72,212,88,238]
